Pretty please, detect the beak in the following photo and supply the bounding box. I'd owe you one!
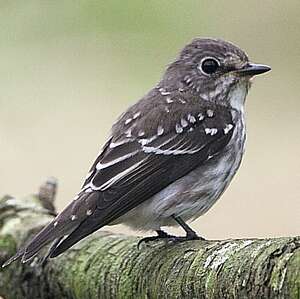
[236,63,271,76]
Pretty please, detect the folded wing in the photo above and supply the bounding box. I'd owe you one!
[4,99,235,265]
[50,103,235,257]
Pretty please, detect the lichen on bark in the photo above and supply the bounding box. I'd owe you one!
[0,191,299,299]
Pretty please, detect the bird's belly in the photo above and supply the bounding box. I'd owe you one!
[115,134,245,231]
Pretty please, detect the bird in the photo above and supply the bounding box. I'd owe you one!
[3,37,270,267]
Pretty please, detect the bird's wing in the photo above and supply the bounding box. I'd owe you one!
[48,102,235,257]
[6,100,235,264]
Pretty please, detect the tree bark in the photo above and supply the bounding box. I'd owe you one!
[0,188,299,299]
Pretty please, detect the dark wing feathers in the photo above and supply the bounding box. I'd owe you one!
[50,104,235,257]
[5,96,235,264]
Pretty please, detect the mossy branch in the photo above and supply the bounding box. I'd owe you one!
[0,181,299,299]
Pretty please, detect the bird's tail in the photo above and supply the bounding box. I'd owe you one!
[2,198,83,267]
[2,220,72,267]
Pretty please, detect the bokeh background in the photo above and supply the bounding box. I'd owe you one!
[0,1,299,239]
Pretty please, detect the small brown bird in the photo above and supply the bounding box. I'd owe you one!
[3,38,270,267]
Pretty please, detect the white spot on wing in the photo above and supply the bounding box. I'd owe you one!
[53,221,58,227]
[125,118,132,125]
[138,130,145,137]
[198,113,204,120]
[159,87,171,95]
[125,129,132,138]
[133,112,141,119]
[157,125,164,136]
[205,128,218,136]
[185,76,192,84]
[86,209,93,216]
[180,118,188,128]
[187,114,196,123]
[71,215,77,221]
[166,97,173,104]
[175,123,183,134]
[139,135,157,146]
[224,124,234,134]
[207,109,214,118]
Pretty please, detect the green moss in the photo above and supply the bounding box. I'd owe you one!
[0,223,299,299]
[285,249,300,299]
[0,235,17,295]
[0,234,16,259]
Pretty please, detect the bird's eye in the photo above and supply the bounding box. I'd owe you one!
[199,58,220,75]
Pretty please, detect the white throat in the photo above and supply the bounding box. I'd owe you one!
[228,83,248,112]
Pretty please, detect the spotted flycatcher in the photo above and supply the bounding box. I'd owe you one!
[3,38,271,266]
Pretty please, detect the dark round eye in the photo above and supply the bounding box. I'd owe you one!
[200,58,220,75]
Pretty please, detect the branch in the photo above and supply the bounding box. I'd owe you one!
[0,182,299,299]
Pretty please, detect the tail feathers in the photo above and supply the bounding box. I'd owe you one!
[50,225,96,258]
[40,236,65,266]
[2,214,79,267]
[22,222,64,262]
[24,216,79,263]
[2,248,25,268]
[50,212,104,258]
[2,191,99,267]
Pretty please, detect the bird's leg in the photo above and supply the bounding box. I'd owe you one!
[137,229,175,248]
[138,216,205,248]
[171,215,205,241]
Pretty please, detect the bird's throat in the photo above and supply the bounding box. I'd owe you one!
[228,82,249,112]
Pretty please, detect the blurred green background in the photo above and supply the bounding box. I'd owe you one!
[0,1,299,239]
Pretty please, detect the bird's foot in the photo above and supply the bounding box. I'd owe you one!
[166,231,205,243]
[138,230,205,248]
[169,215,205,242]
[137,230,175,248]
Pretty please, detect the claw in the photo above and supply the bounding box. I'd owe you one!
[137,229,205,249]
[166,234,205,243]
[137,230,174,249]
[137,236,160,249]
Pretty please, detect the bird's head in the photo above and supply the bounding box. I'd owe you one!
[162,38,271,110]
